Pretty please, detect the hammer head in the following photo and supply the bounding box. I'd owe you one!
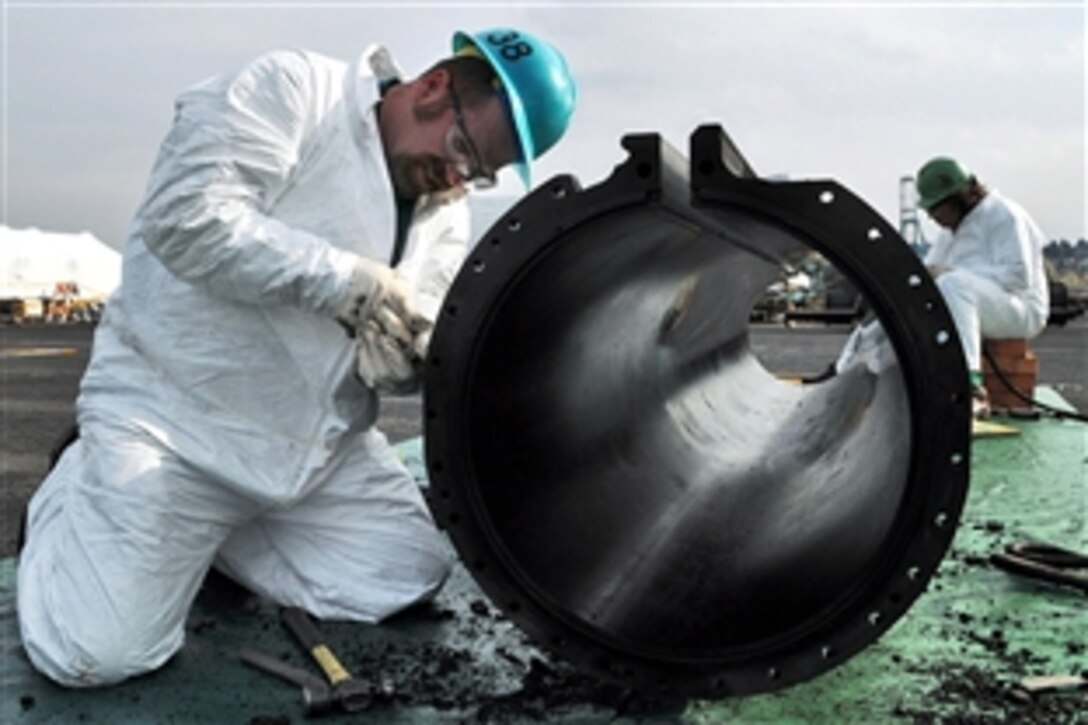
[332,678,376,712]
[301,683,335,716]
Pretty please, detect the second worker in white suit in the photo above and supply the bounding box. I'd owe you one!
[835,157,1049,418]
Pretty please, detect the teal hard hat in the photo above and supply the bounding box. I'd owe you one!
[916,157,972,209]
[453,28,577,187]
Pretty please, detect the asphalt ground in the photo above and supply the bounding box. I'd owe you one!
[1,316,1085,558]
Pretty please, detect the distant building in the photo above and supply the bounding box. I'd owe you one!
[1,226,120,322]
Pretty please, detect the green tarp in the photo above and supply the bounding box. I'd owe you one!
[3,392,1085,722]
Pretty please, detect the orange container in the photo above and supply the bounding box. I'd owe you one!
[982,339,1038,409]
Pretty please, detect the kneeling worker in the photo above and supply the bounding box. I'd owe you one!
[17,28,576,686]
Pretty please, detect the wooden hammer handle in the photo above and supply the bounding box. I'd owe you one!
[281,607,353,685]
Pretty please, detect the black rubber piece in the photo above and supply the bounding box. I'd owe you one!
[423,125,971,697]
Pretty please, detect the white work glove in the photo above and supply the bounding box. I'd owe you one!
[336,258,431,393]
[353,308,432,394]
[335,257,413,332]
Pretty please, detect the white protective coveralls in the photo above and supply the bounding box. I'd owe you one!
[18,46,470,687]
[836,189,1049,376]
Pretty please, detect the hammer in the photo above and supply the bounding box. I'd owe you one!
[280,606,379,713]
[239,647,337,716]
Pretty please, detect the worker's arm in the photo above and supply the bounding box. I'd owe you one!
[923,230,951,280]
[135,50,359,318]
[337,193,471,393]
[395,191,473,323]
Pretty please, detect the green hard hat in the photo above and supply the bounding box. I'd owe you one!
[916,157,972,209]
[453,28,577,187]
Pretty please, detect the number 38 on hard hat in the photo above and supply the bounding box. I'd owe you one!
[454,28,577,187]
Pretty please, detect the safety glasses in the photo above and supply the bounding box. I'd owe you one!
[446,85,497,189]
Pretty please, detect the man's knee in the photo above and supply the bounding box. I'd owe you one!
[18,567,178,687]
[17,484,187,687]
[20,620,148,687]
[935,269,979,303]
[372,548,453,622]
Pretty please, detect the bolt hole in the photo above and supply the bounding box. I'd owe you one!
[925,300,936,312]
[935,511,949,528]
[819,190,835,204]
[936,330,950,346]
[551,185,567,199]
[951,452,964,467]
[472,258,486,273]
[768,667,781,680]
[489,236,502,248]
[507,219,521,232]
[867,227,882,241]
[445,305,457,317]
[907,566,921,581]
[908,274,922,288]
[868,611,882,626]
[820,646,835,660]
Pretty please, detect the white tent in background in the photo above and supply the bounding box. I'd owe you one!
[0,225,121,300]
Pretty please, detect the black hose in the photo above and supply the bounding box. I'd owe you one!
[990,541,1088,593]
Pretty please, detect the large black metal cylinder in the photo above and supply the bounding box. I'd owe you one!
[424,126,971,696]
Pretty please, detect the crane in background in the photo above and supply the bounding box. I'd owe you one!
[899,175,929,258]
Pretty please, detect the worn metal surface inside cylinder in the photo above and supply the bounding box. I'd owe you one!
[424,126,972,696]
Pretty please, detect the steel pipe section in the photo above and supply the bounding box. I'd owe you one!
[423,126,971,697]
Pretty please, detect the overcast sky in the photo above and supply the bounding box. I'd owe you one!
[2,1,1084,249]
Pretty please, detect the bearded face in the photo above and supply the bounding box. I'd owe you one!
[387,151,459,198]
[385,100,462,198]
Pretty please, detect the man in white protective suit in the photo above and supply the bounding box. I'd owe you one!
[17,27,577,687]
[835,157,1049,419]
